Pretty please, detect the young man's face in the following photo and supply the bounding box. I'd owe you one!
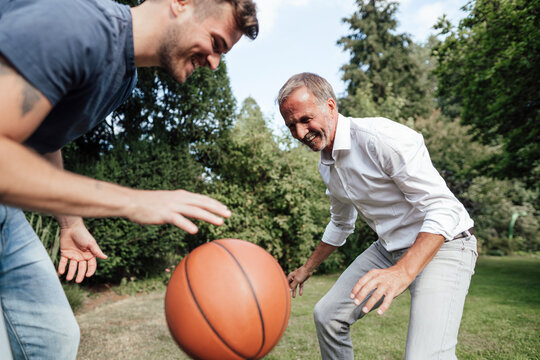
[280,87,337,153]
[159,1,242,83]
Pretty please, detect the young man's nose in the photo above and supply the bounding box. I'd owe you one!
[207,53,221,70]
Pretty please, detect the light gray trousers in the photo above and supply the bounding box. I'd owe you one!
[314,236,477,359]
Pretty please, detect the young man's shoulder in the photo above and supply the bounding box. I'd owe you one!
[1,0,128,43]
[0,0,132,105]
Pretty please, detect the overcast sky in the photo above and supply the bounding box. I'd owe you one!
[224,0,468,131]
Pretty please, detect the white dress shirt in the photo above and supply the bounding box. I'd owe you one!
[320,114,474,252]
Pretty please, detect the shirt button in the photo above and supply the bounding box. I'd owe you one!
[345,186,351,191]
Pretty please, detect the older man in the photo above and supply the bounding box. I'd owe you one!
[0,0,257,358]
[279,72,477,359]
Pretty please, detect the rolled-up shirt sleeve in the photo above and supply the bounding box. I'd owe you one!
[321,189,358,246]
[376,134,466,240]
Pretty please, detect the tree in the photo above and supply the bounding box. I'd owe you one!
[196,98,334,272]
[64,63,237,167]
[433,0,540,185]
[338,0,433,120]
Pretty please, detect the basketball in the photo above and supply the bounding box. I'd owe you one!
[164,239,291,360]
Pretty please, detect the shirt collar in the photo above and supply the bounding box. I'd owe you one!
[321,114,350,165]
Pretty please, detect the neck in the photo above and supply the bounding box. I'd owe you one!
[130,2,166,67]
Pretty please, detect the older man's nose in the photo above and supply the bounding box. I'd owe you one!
[296,124,309,139]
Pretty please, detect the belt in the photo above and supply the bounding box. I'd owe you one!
[452,228,474,240]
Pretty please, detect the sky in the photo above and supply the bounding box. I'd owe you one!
[225,0,469,132]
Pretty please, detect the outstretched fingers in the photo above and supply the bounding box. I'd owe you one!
[350,268,404,315]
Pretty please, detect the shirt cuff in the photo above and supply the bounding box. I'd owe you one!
[321,221,352,247]
[419,218,454,241]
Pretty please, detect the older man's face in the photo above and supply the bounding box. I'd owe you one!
[280,87,337,153]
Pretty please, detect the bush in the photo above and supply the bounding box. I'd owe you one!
[26,212,60,266]
[75,141,204,282]
[63,283,86,313]
[415,110,500,198]
[462,176,539,253]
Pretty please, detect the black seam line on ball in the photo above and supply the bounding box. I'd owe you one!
[185,252,248,360]
[213,241,266,359]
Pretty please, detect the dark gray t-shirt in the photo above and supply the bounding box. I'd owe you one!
[0,0,137,154]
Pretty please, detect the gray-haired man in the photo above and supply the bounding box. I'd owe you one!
[279,72,477,359]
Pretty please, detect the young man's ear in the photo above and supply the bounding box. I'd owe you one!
[170,0,191,17]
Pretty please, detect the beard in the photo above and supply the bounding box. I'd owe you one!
[301,131,328,152]
[158,26,188,83]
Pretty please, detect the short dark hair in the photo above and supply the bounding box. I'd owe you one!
[195,0,258,40]
[277,72,337,108]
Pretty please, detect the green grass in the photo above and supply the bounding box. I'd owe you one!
[76,256,540,359]
[457,256,540,360]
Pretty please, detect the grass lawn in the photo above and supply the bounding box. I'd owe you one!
[76,256,540,359]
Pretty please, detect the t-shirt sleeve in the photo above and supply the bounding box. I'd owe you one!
[0,0,106,105]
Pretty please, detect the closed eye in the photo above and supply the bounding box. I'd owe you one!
[212,35,228,55]
[211,36,219,53]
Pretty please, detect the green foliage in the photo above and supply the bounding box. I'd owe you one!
[63,283,86,313]
[195,98,331,273]
[415,110,539,253]
[76,141,205,282]
[415,110,500,196]
[462,177,539,253]
[195,98,379,273]
[339,83,408,122]
[433,0,540,183]
[60,55,239,281]
[26,212,60,266]
[338,0,434,120]
[64,61,236,168]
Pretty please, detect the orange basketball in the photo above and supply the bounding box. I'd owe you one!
[165,239,291,360]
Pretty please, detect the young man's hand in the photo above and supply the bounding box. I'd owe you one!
[57,216,107,283]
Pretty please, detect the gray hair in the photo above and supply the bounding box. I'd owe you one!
[277,72,337,108]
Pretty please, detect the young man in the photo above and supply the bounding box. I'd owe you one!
[0,0,258,358]
[278,73,477,359]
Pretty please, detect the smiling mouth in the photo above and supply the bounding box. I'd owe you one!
[302,132,318,146]
[191,55,205,73]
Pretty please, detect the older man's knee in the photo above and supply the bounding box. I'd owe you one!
[314,298,330,325]
[314,298,343,331]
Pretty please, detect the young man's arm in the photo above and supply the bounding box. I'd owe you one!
[42,150,107,283]
[0,56,231,234]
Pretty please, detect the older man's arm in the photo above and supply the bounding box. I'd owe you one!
[349,232,444,315]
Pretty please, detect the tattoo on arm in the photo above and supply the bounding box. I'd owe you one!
[21,82,40,116]
[0,56,41,116]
